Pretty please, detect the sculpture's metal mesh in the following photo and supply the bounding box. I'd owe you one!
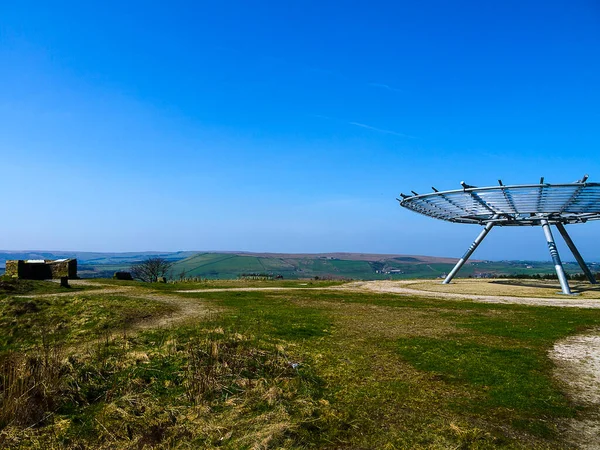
[398,178,600,294]
[399,182,600,226]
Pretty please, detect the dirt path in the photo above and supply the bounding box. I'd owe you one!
[550,333,600,449]
[177,280,600,308]
[175,286,325,293]
[18,280,213,331]
[337,280,600,308]
[132,292,214,329]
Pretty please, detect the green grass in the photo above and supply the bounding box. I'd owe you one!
[2,281,599,448]
[83,278,346,291]
[0,293,175,353]
[0,278,93,296]
[396,338,572,433]
[167,278,346,290]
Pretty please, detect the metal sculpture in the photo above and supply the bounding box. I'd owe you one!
[398,176,600,294]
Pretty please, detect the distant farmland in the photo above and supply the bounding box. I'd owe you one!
[169,252,458,280]
[167,252,600,281]
[2,250,598,280]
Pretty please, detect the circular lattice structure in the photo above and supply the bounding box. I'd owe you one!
[397,177,600,294]
[399,181,600,226]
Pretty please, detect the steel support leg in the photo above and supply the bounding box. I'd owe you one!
[443,221,495,284]
[555,222,597,284]
[540,219,572,295]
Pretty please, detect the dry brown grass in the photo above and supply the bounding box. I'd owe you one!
[318,301,463,339]
[0,345,66,430]
[383,278,600,299]
[0,327,324,449]
[4,280,599,448]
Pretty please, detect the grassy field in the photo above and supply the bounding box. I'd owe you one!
[84,278,347,290]
[0,278,95,296]
[1,279,599,448]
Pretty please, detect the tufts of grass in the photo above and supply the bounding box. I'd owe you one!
[0,328,334,449]
[183,331,299,403]
[4,282,600,448]
[0,343,66,429]
[0,294,176,353]
[0,279,92,297]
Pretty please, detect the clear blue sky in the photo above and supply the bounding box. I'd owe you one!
[2,1,599,260]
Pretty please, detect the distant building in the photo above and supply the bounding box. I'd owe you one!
[5,259,77,280]
[473,272,493,279]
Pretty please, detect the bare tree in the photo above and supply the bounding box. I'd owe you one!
[130,257,173,282]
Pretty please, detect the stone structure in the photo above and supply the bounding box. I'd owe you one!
[5,259,78,280]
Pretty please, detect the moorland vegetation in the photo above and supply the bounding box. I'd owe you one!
[0,277,598,448]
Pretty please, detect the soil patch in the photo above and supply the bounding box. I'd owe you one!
[550,332,600,449]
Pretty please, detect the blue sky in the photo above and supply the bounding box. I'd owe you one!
[1,1,599,260]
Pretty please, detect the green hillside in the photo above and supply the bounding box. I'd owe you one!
[169,253,600,281]
[3,250,598,281]
[172,253,458,280]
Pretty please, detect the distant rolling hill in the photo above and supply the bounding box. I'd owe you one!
[1,250,597,280]
[167,252,468,280]
[168,252,598,281]
[0,251,196,278]
[168,252,464,280]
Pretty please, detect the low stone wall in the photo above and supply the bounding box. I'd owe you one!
[5,260,22,278]
[49,260,77,278]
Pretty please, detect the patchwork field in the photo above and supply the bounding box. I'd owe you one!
[1,278,600,448]
[3,250,598,281]
[168,252,600,281]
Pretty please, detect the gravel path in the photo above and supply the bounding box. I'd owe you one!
[175,286,327,293]
[550,334,600,449]
[338,280,600,308]
[17,280,213,330]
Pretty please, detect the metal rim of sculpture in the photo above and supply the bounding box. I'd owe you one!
[397,177,600,295]
[399,181,600,226]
